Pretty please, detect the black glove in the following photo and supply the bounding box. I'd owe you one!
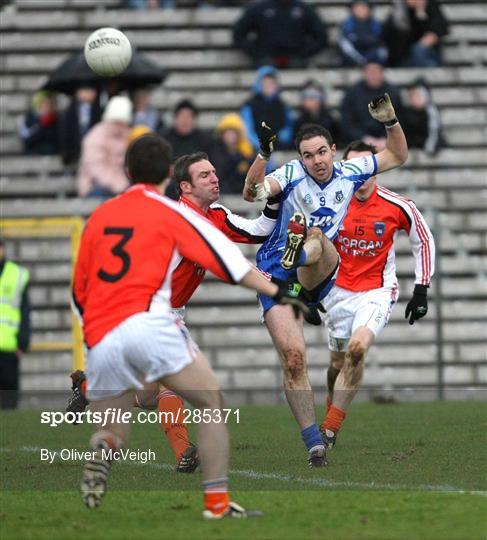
[405,284,428,325]
[304,302,325,326]
[272,285,310,319]
[257,122,277,160]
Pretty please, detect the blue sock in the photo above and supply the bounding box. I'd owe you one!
[301,424,323,452]
[297,249,307,267]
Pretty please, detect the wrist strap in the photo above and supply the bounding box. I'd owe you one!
[385,119,399,128]
[414,284,428,295]
[258,152,270,161]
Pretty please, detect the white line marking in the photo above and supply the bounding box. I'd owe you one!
[2,445,485,497]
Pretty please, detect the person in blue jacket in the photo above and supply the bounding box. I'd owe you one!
[338,0,387,67]
[240,66,294,153]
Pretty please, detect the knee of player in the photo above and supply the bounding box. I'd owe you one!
[283,349,306,381]
[308,227,323,239]
[347,339,367,363]
[136,394,157,411]
[331,356,344,371]
[192,389,223,410]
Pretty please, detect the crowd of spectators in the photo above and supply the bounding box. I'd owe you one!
[122,0,449,70]
[17,0,450,197]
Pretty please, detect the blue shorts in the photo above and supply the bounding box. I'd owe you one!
[257,254,339,314]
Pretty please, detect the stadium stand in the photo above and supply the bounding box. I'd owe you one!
[0,0,486,405]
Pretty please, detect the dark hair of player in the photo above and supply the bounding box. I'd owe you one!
[294,123,334,153]
[125,133,172,185]
[173,152,209,196]
[342,140,378,159]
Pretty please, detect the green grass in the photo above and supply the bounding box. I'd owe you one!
[1,402,486,539]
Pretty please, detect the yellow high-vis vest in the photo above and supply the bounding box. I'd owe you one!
[0,261,29,352]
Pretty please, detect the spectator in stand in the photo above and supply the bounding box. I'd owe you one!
[123,0,174,8]
[233,0,328,68]
[338,0,387,67]
[163,99,213,160]
[58,86,101,167]
[131,88,164,133]
[383,0,449,67]
[129,124,153,145]
[77,96,132,198]
[18,91,59,155]
[240,66,294,152]
[293,79,342,147]
[402,79,443,155]
[340,58,401,150]
[163,99,214,200]
[212,113,256,194]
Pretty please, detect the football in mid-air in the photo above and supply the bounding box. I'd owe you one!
[84,27,132,77]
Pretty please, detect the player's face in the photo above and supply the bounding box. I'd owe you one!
[347,150,377,200]
[299,136,336,183]
[187,159,220,205]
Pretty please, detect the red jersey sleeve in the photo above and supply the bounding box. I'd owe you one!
[208,203,276,244]
[156,196,252,284]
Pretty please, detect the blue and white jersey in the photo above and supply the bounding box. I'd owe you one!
[256,154,377,281]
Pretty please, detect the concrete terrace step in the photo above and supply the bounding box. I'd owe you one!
[3,23,487,53]
[3,4,486,28]
[2,167,486,199]
[1,67,480,96]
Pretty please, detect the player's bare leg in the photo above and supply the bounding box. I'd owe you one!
[135,382,197,472]
[162,350,260,518]
[264,305,326,467]
[321,327,375,448]
[325,351,345,411]
[68,374,197,471]
[81,391,134,509]
[297,227,340,291]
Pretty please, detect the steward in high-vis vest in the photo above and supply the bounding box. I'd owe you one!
[0,237,31,409]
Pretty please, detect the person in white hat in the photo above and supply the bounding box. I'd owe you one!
[77,96,133,198]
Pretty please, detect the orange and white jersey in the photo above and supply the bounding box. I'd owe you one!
[171,195,276,309]
[334,184,435,292]
[72,184,251,348]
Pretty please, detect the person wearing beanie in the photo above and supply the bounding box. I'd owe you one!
[212,113,257,194]
[240,66,294,152]
[293,80,341,146]
[76,96,133,198]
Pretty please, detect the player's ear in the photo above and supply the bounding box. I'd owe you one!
[331,144,337,158]
[180,180,192,195]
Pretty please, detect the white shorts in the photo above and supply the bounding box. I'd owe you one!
[86,311,198,401]
[323,285,398,352]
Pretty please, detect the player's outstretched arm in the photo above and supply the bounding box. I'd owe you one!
[243,122,282,202]
[240,267,309,317]
[369,93,408,174]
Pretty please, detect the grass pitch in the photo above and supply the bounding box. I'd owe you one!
[1,401,486,539]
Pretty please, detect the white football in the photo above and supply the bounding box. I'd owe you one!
[84,27,132,77]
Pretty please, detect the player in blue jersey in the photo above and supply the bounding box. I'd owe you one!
[243,94,408,467]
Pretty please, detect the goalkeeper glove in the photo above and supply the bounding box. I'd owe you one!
[272,285,310,319]
[257,122,277,160]
[405,284,428,325]
[368,93,398,127]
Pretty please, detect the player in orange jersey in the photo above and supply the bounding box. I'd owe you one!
[73,134,308,516]
[67,152,278,473]
[319,140,435,449]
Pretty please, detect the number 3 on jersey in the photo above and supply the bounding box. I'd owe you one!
[97,227,134,282]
